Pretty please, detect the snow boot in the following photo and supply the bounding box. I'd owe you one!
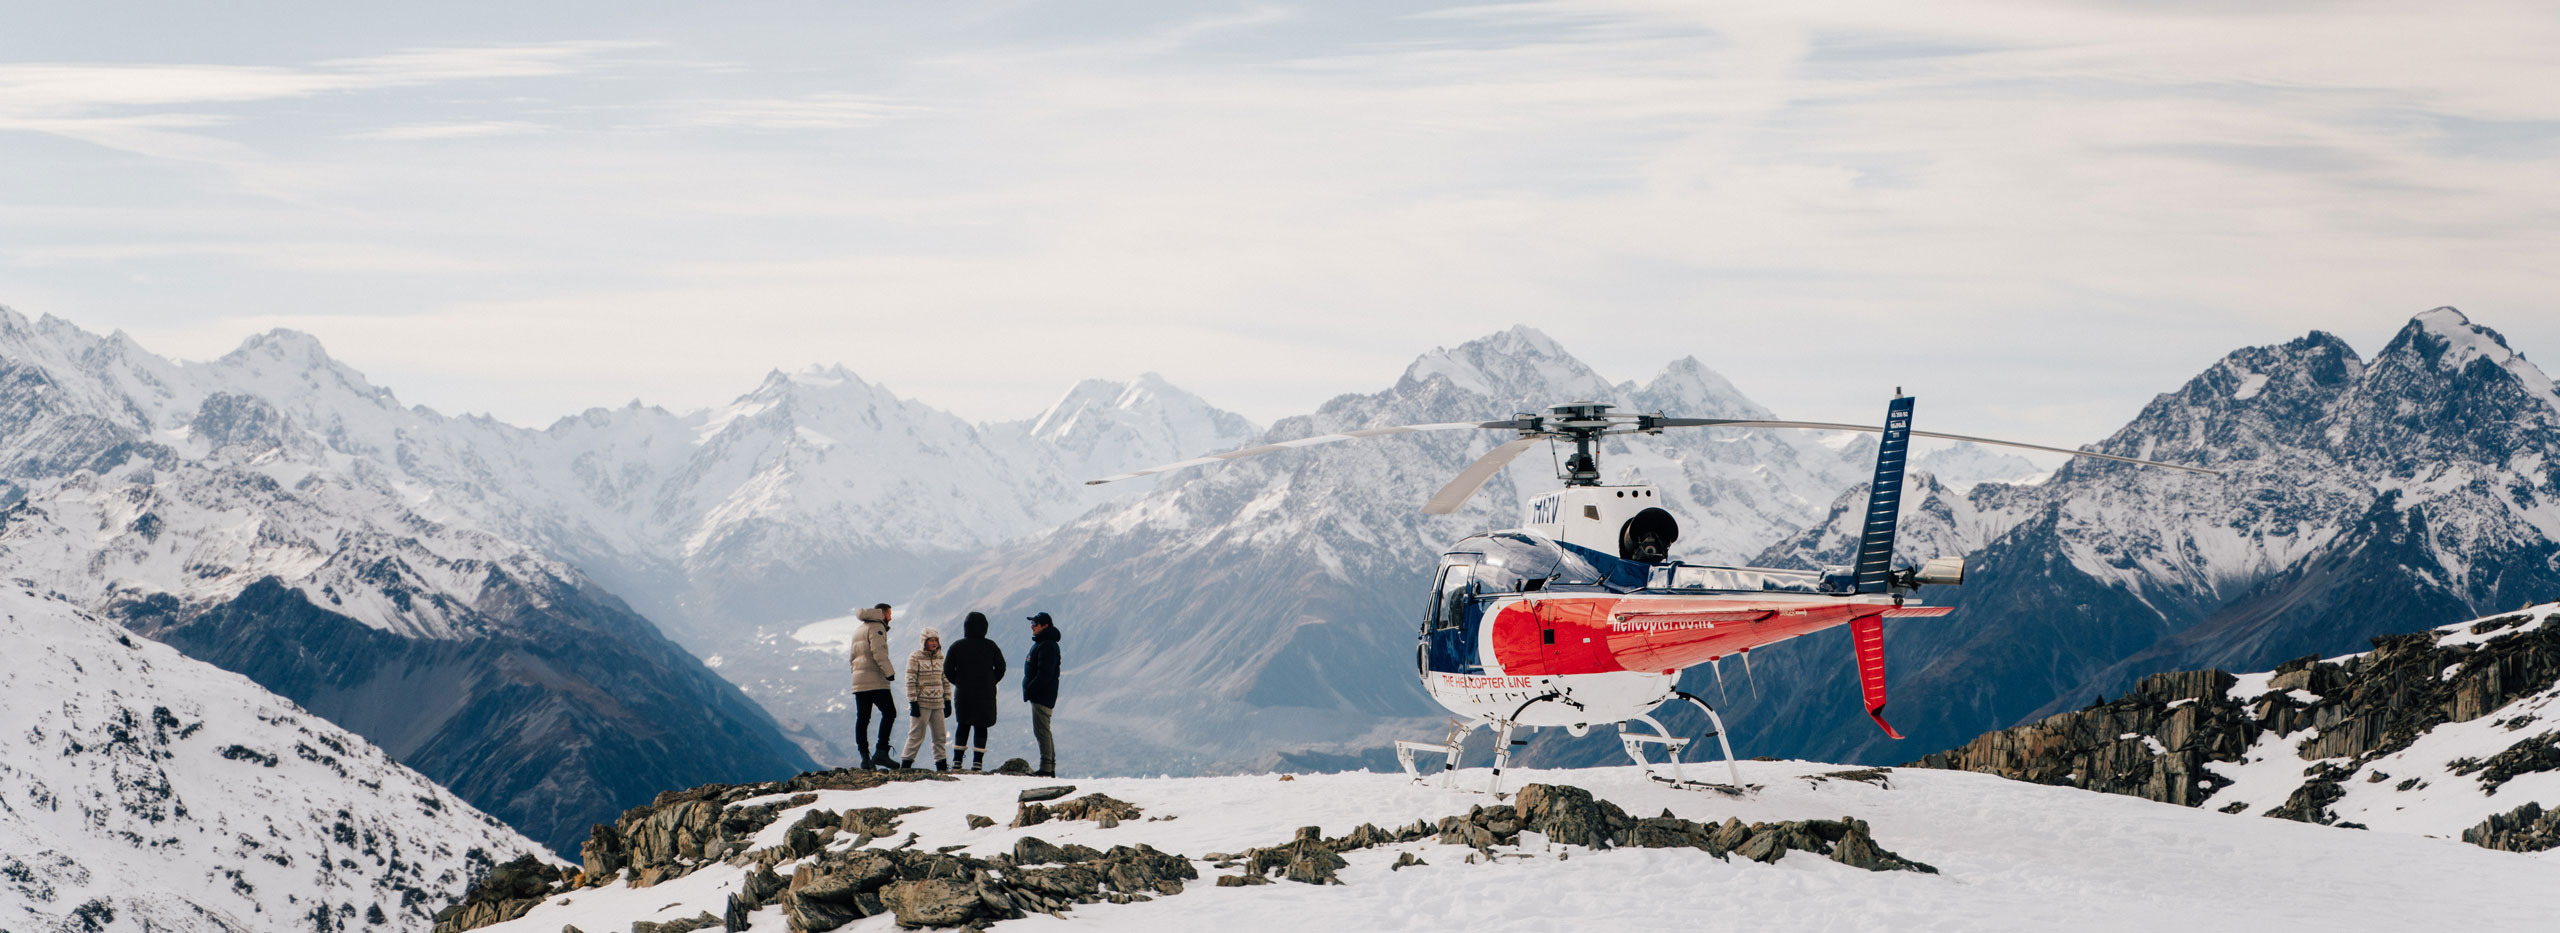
[899,757,914,770]
[969,749,985,772]
[935,759,949,772]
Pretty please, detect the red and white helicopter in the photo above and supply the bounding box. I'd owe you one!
[1090,395,2215,794]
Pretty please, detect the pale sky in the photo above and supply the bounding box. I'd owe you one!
[3,1,2554,445]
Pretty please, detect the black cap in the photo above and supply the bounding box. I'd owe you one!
[1027,612,1053,626]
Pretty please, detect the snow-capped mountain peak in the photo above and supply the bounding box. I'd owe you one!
[1625,355,1776,420]
[2397,306,2560,418]
[1023,372,1260,481]
[1400,326,1613,404]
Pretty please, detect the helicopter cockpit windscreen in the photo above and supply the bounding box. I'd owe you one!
[1449,532,1650,595]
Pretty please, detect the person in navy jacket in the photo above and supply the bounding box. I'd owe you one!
[1023,612,1063,778]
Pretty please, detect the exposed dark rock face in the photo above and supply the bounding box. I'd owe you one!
[1908,670,2253,806]
[2463,802,2560,853]
[119,576,814,857]
[577,768,949,890]
[631,914,722,933]
[2450,731,2560,793]
[1909,612,2560,842]
[1448,784,1932,873]
[439,768,957,932]
[428,854,573,933]
[1012,792,1142,828]
[1198,782,1935,886]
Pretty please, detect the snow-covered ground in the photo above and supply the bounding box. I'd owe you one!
[481,761,2553,933]
[0,587,548,933]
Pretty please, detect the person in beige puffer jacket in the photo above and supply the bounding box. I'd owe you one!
[900,627,950,770]
[848,603,898,768]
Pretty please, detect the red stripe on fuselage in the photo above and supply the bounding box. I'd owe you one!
[1489,596,1889,676]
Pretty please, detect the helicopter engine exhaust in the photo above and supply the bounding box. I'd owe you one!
[1912,556,1965,585]
[1619,507,1679,562]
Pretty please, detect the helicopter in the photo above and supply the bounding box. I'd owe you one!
[1088,394,2216,795]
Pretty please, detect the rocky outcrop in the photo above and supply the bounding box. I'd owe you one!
[1200,783,1936,886]
[1469,784,1932,872]
[435,772,1938,931]
[631,913,722,933]
[436,768,953,932]
[759,834,1201,929]
[429,854,574,933]
[1908,669,2254,806]
[1911,611,2560,843]
[2449,731,2560,793]
[1012,792,1142,829]
[2462,802,2560,853]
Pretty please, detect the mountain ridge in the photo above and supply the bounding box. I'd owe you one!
[0,586,550,933]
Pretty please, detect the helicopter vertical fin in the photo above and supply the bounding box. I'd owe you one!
[1850,614,1902,739]
[1852,395,1915,594]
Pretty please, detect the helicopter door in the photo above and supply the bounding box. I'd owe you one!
[1424,562,1478,674]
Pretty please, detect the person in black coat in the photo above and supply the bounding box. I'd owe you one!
[1023,611,1063,777]
[943,611,1007,772]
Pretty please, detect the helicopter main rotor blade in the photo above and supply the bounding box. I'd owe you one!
[1421,436,1546,515]
[1084,420,1531,485]
[1649,418,2220,475]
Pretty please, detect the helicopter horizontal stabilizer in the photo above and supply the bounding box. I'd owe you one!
[1851,614,1902,739]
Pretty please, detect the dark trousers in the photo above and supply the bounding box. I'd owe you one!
[1031,704,1054,771]
[954,720,990,757]
[853,689,895,757]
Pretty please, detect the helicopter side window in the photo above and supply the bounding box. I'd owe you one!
[1431,564,1474,631]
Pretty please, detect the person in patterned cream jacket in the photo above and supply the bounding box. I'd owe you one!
[901,627,951,770]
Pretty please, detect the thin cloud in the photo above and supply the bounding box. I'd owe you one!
[0,42,655,164]
[665,93,928,130]
[349,121,550,141]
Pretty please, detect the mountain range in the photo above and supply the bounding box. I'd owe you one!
[8,299,2550,858]
[0,312,820,857]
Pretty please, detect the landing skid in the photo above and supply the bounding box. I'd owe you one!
[1394,718,1481,789]
[1394,692,1754,797]
[1619,692,1752,794]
